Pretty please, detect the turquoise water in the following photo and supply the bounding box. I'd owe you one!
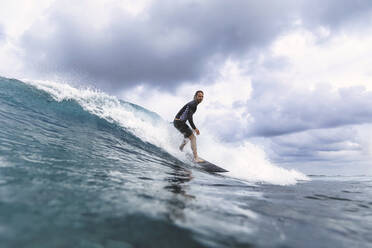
[1,77,371,247]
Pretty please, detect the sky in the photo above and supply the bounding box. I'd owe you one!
[1,0,372,175]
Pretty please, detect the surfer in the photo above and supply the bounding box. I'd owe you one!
[174,90,204,163]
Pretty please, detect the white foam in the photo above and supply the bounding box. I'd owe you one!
[24,79,309,185]
[24,79,181,152]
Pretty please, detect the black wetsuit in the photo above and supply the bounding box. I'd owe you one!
[173,100,198,138]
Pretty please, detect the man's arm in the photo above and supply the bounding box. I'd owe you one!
[188,102,200,135]
[189,115,200,135]
[188,114,196,130]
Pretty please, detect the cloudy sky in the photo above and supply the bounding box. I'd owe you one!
[1,0,372,175]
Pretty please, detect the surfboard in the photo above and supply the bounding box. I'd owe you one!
[195,159,229,173]
[186,153,228,173]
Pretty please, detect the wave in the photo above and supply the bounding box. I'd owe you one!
[1,76,308,185]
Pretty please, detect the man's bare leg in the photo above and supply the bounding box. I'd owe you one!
[179,138,189,151]
[189,133,204,163]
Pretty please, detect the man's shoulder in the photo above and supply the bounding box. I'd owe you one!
[187,100,197,107]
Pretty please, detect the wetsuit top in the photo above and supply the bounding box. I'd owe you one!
[175,100,198,129]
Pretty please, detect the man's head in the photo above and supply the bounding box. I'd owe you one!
[194,90,204,104]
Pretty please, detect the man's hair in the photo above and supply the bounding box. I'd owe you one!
[194,90,204,100]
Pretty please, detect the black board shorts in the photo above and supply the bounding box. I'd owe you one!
[173,119,193,138]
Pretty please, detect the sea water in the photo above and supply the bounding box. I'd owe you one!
[0,77,371,248]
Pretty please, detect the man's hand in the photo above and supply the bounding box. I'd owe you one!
[194,128,200,135]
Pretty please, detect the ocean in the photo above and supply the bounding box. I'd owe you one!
[0,77,371,248]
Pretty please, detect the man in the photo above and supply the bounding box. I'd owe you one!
[173,90,204,163]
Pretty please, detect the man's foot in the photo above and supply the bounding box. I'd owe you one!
[179,139,188,151]
[179,144,185,151]
[193,157,205,163]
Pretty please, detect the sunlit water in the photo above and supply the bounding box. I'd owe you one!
[1,77,371,248]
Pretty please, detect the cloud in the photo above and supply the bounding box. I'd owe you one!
[19,0,300,92]
[189,69,372,142]
[300,0,372,30]
[266,127,361,162]
[244,82,372,137]
[121,59,252,121]
[239,22,372,139]
[16,0,372,93]
[0,24,4,42]
[265,27,372,91]
[255,124,372,175]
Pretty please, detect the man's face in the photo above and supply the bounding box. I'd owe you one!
[196,92,204,103]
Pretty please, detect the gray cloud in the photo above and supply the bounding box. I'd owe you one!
[19,0,300,92]
[300,0,372,30]
[19,0,372,93]
[0,24,5,42]
[245,83,372,137]
[266,127,361,163]
[254,124,372,176]
[203,82,372,146]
